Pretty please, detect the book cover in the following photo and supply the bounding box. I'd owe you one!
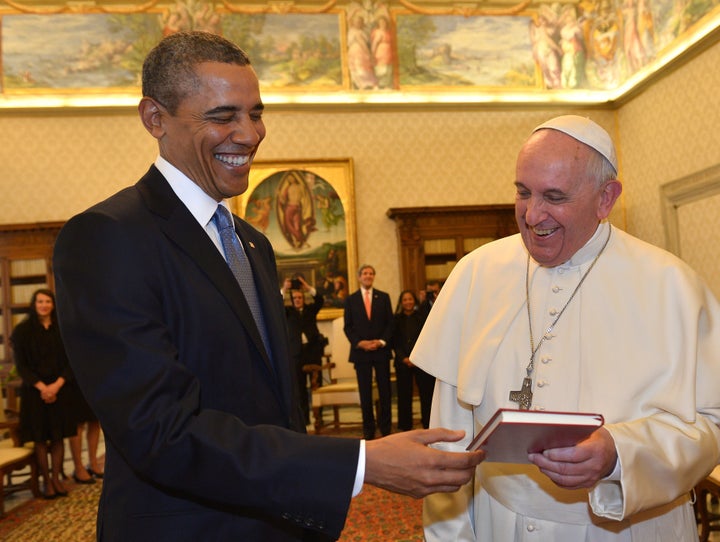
[466,408,604,463]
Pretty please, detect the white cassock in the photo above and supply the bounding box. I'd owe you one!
[412,222,720,542]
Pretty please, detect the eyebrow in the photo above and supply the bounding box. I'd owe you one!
[204,102,265,116]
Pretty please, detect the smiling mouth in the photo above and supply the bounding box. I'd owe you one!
[215,154,250,167]
[530,226,559,237]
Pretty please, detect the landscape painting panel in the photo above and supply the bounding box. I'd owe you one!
[396,14,537,88]
[2,13,162,91]
[222,12,344,90]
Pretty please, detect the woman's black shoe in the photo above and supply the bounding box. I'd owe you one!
[73,473,96,485]
[87,466,104,479]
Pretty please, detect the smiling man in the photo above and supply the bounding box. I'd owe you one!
[412,115,720,541]
[52,31,483,542]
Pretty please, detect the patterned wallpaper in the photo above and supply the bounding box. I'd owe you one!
[0,39,717,301]
[618,38,720,297]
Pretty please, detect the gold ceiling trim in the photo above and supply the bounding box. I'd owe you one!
[221,0,337,15]
[397,0,532,16]
[0,0,161,14]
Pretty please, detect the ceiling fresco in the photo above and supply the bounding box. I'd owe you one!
[0,0,718,108]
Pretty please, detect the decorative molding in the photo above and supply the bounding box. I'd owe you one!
[398,0,532,16]
[0,0,161,14]
[221,0,337,14]
[660,163,720,256]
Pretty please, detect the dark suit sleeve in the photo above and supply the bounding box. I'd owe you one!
[53,204,358,539]
[379,293,394,345]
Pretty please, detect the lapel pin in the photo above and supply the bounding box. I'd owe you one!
[249,242,256,249]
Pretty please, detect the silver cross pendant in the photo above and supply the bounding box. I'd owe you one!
[509,377,533,410]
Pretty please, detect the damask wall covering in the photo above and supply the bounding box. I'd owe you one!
[0,37,718,300]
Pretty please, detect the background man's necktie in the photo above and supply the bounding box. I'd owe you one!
[364,289,372,319]
[213,205,272,360]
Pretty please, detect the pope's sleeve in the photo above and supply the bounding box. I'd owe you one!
[590,276,720,520]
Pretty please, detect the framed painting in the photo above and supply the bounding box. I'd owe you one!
[230,159,357,320]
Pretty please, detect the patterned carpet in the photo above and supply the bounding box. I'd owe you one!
[0,479,99,541]
[0,452,423,541]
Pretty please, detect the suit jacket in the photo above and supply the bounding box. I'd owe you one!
[53,166,359,542]
[286,291,325,365]
[343,288,394,363]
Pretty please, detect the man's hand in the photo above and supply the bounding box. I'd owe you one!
[528,427,617,490]
[357,339,380,351]
[364,429,484,498]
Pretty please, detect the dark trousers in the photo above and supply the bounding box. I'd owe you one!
[395,363,436,430]
[354,359,392,440]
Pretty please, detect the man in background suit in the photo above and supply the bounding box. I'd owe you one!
[284,274,326,425]
[343,265,394,440]
[52,31,482,542]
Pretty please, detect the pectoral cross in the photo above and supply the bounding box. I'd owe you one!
[509,377,533,410]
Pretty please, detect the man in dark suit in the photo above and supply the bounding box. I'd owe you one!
[343,265,394,440]
[284,275,326,425]
[52,31,482,542]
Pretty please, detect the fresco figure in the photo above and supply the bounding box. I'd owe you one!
[559,6,586,88]
[347,13,378,89]
[371,16,394,88]
[529,10,562,89]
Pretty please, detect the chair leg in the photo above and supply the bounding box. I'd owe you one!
[313,406,323,434]
[697,488,710,542]
[0,471,5,517]
[333,406,340,430]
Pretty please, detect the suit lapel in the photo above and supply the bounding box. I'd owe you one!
[136,167,275,376]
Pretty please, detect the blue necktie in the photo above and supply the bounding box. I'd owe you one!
[213,205,272,360]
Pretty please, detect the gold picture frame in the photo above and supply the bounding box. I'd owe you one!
[230,158,357,321]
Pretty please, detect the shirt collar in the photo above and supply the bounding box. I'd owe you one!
[565,221,611,268]
[154,156,226,228]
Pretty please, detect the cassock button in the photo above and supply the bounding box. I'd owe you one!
[549,308,558,316]
[527,523,536,532]
[537,379,548,388]
[541,355,551,364]
[552,285,562,293]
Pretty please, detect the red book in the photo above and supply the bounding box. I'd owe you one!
[466,408,604,463]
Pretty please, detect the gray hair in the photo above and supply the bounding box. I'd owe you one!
[585,149,618,190]
[357,264,376,277]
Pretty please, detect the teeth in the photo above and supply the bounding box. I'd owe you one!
[215,154,249,167]
[532,227,556,236]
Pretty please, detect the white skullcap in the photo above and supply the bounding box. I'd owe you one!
[533,115,618,174]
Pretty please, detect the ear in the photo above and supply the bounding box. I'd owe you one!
[597,179,622,219]
[138,97,166,140]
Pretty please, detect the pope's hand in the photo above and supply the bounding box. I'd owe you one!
[528,427,617,489]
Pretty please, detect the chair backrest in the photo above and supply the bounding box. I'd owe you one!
[331,317,355,381]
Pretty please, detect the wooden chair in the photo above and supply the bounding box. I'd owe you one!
[0,408,40,516]
[303,317,378,434]
[695,465,720,542]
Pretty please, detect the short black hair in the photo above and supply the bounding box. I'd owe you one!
[142,31,251,114]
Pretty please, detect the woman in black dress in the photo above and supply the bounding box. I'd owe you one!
[392,290,436,431]
[11,288,77,498]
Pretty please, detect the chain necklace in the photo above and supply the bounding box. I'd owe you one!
[509,224,612,410]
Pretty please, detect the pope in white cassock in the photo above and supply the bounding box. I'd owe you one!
[411,115,720,542]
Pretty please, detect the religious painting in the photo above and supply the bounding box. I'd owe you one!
[231,159,357,320]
